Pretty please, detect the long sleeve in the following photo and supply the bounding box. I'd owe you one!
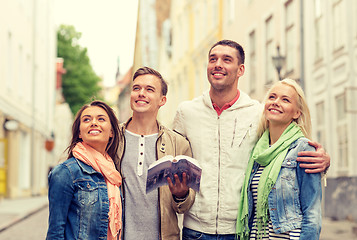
[46,164,74,240]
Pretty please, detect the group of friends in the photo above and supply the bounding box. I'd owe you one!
[46,39,330,240]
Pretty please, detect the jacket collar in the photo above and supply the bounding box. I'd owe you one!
[121,117,165,138]
[203,89,257,112]
[74,158,97,174]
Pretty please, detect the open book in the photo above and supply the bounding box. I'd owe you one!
[146,155,202,193]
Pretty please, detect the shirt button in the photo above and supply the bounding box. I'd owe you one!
[252,169,255,173]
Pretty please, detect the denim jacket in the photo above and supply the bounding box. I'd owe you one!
[247,138,322,240]
[46,157,110,240]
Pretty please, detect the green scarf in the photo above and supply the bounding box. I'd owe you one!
[236,122,304,240]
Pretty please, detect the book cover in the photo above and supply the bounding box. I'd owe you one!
[146,155,202,193]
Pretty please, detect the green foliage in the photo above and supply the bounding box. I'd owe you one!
[57,25,102,115]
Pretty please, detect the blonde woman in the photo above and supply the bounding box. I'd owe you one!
[237,79,322,240]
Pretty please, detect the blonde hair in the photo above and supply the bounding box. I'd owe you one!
[257,78,312,139]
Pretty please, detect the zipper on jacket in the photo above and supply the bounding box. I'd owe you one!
[215,115,221,233]
[231,118,237,147]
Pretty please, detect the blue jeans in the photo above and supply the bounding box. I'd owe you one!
[182,227,238,240]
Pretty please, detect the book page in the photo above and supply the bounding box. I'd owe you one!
[146,155,201,193]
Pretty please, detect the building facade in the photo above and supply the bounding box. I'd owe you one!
[0,0,57,198]
[157,0,223,126]
[304,0,357,220]
[134,0,357,221]
[221,0,357,221]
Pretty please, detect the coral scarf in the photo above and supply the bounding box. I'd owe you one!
[73,142,122,240]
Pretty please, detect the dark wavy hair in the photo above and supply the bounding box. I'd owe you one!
[66,100,120,162]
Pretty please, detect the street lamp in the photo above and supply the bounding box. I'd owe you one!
[272,45,286,80]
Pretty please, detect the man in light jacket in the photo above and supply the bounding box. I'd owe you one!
[173,39,330,239]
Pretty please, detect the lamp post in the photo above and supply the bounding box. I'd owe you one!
[272,45,286,80]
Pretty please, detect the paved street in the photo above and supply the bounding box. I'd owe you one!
[320,217,357,240]
[0,206,48,240]
[0,196,356,239]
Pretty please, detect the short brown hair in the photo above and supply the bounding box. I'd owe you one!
[209,39,245,64]
[133,66,168,96]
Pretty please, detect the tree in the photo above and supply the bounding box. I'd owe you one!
[57,25,102,115]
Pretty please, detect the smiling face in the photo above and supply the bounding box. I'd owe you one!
[130,74,167,116]
[264,83,301,129]
[78,106,113,154]
[207,45,244,92]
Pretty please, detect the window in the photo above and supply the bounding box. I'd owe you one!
[249,30,257,93]
[265,16,274,84]
[332,0,345,50]
[335,94,348,173]
[18,45,23,98]
[314,0,323,61]
[18,131,31,190]
[225,0,235,23]
[355,0,357,37]
[315,102,326,149]
[285,0,296,73]
[194,5,200,46]
[212,0,219,27]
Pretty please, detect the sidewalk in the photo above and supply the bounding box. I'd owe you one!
[0,195,48,232]
[0,195,356,239]
[320,217,357,240]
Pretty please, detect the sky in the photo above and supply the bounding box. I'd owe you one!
[54,0,139,87]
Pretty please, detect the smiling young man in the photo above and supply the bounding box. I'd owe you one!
[173,40,330,239]
[114,67,195,240]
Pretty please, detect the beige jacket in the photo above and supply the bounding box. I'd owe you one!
[115,118,195,240]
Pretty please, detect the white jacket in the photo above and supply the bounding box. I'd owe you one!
[173,90,262,234]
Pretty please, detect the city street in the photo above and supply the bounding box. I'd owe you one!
[0,202,356,240]
[0,206,48,240]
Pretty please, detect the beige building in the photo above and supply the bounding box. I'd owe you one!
[0,0,57,198]
[161,0,223,126]
[303,0,357,220]
[224,0,357,220]
[134,0,357,221]
[223,0,303,102]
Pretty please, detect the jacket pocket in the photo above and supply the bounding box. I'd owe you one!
[276,160,301,219]
[78,180,99,205]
